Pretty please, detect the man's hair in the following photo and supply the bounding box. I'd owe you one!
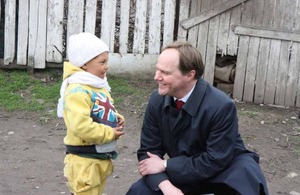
[161,41,204,79]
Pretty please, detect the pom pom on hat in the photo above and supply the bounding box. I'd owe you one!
[68,32,109,67]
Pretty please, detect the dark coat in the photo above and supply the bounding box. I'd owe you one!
[137,79,269,195]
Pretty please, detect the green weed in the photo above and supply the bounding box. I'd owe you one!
[238,110,259,118]
[0,70,154,116]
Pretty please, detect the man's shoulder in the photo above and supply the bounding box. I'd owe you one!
[194,80,234,111]
[149,89,161,99]
[147,90,167,107]
[202,82,232,101]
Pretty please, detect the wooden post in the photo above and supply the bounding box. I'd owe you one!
[27,56,34,75]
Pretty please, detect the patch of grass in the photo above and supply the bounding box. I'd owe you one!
[32,81,61,106]
[0,69,56,111]
[290,127,300,156]
[291,135,300,156]
[108,75,155,108]
[238,110,259,118]
[108,75,138,105]
[0,69,62,112]
[0,70,154,115]
[242,134,256,144]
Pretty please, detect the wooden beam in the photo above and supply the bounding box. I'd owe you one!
[233,25,300,42]
[0,60,63,69]
[180,0,249,30]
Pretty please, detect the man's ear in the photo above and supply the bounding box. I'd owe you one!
[187,70,196,80]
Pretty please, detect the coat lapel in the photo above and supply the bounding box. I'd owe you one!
[162,79,208,137]
[172,111,191,136]
[183,79,208,117]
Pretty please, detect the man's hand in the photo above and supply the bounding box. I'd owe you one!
[159,180,184,195]
[139,152,183,195]
[138,152,165,176]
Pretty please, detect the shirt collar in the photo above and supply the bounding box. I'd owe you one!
[174,84,196,103]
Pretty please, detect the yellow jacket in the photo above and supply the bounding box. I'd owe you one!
[62,62,124,150]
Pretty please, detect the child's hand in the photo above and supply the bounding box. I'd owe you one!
[117,116,125,127]
[113,126,125,140]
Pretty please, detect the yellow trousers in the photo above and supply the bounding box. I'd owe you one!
[64,154,113,195]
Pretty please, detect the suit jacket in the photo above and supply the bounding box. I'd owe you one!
[137,78,269,194]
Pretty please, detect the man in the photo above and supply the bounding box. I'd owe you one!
[126,41,269,195]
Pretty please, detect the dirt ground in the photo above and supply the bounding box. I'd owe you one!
[0,80,300,195]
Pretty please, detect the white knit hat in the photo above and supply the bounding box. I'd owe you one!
[67,32,109,67]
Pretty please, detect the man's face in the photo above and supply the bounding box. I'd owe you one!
[154,48,189,98]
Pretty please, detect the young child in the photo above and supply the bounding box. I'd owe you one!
[57,32,125,195]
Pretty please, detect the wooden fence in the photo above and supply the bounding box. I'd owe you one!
[231,0,300,107]
[1,0,300,108]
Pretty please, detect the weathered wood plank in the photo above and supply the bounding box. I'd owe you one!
[284,0,299,106]
[119,0,130,53]
[187,0,202,47]
[204,16,218,84]
[181,0,249,30]
[148,0,162,54]
[28,0,47,69]
[275,42,290,106]
[233,25,300,43]
[66,0,84,59]
[297,46,300,107]
[4,0,16,65]
[254,39,270,103]
[132,0,147,53]
[204,0,220,84]
[264,40,281,104]
[177,0,190,41]
[35,0,47,69]
[101,0,116,51]
[46,0,64,63]
[233,0,253,101]
[243,37,259,102]
[85,0,97,34]
[275,0,295,106]
[162,0,176,47]
[67,0,84,36]
[264,0,282,105]
[243,0,263,102]
[254,0,274,104]
[297,60,300,106]
[217,2,230,56]
[227,5,241,56]
[17,0,29,65]
[233,36,249,100]
[251,0,264,26]
[287,43,300,107]
[28,0,38,63]
[197,0,211,63]
[292,1,300,107]
[272,0,285,30]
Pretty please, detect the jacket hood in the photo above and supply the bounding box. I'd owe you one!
[63,61,84,80]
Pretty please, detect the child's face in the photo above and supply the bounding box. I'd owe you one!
[82,52,109,79]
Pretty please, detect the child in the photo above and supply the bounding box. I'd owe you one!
[57,32,125,195]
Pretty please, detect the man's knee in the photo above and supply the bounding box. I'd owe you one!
[126,179,145,195]
[126,179,163,195]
